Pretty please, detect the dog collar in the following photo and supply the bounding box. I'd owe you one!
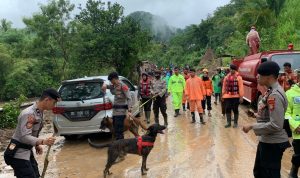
[137,136,154,155]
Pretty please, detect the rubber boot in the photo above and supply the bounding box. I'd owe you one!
[191,112,195,123]
[225,113,231,128]
[200,114,205,125]
[233,113,238,128]
[182,104,186,111]
[174,109,179,117]
[145,111,151,124]
[289,165,299,178]
[154,117,159,124]
[163,116,168,126]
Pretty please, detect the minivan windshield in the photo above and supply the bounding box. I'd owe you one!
[271,53,300,72]
[59,81,104,101]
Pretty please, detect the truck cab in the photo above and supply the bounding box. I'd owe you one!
[234,50,300,105]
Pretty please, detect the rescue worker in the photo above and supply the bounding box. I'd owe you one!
[279,62,298,91]
[185,68,206,124]
[151,70,168,126]
[168,67,186,117]
[3,88,60,178]
[285,70,300,178]
[102,72,132,140]
[182,67,190,111]
[222,64,244,128]
[246,26,261,55]
[202,69,213,117]
[139,72,152,124]
[212,68,223,105]
[242,61,290,178]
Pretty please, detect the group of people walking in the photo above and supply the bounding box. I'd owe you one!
[138,64,245,128]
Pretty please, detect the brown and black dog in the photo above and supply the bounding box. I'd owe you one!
[100,116,148,137]
[88,124,166,177]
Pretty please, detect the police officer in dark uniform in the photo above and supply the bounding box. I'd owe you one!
[242,61,290,178]
[4,88,60,178]
[151,70,168,126]
[102,72,132,140]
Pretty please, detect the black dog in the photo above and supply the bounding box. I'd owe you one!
[88,123,166,177]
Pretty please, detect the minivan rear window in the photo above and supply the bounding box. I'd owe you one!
[59,81,104,101]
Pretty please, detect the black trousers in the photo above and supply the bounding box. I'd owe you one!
[224,98,239,124]
[153,96,167,119]
[112,115,126,140]
[141,97,152,112]
[201,96,212,110]
[5,151,40,178]
[214,93,221,102]
[292,139,300,166]
[254,141,290,178]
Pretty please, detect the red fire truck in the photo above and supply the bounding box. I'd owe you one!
[232,46,300,105]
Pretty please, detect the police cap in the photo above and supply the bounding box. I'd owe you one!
[257,61,280,76]
[42,88,60,101]
[230,64,238,71]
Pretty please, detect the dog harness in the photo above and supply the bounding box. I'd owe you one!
[137,136,154,155]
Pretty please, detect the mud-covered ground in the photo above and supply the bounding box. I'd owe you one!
[0,98,296,178]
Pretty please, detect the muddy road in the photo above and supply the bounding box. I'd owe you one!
[0,98,295,178]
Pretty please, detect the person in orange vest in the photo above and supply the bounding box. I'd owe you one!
[182,67,190,111]
[278,62,298,91]
[222,64,244,128]
[185,68,206,124]
[246,26,260,55]
[201,69,214,117]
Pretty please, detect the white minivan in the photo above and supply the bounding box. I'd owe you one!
[52,76,140,139]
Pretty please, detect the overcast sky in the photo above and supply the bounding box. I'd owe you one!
[0,0,231,28]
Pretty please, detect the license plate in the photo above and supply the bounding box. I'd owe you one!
[73,110,90,117]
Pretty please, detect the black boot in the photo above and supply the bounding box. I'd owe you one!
[154,117,159,124]
[187,103,190,110]
[182,104,186,111]
[174,109,179,117]
[163,116,168,126]
[191,112,195,123]
[233,113,238,128]
[289,165,299,178]
[145,111,151,124]
[225,113,231,128]
[200,114,205,125]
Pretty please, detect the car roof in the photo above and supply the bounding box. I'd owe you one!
[62,75,126,84]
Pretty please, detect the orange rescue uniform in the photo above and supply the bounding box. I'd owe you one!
[185,76,206,113]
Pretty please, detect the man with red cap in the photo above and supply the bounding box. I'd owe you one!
[246,26,261,55]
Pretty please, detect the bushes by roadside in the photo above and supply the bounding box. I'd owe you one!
[0,95,27,129]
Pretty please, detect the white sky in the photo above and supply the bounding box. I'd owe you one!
[0,0,231,28]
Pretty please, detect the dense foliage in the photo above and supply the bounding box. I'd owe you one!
[0,0,150,100]
[139,0,300,68]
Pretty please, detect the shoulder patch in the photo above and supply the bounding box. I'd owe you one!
[122,85,129,91]
[267,97,276,111]
[26,114,36,129]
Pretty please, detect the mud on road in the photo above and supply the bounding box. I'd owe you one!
[0,98,296,178]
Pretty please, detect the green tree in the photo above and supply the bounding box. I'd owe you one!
[0,19,12,32]
[23,0,75,80]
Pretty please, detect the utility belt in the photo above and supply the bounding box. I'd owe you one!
[113,105,128,109]
[4,139,33,165]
